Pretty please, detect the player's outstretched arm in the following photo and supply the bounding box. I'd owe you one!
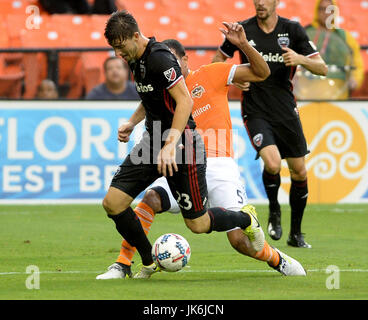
[220,22,270,82]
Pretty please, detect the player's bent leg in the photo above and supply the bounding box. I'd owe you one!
[103,187,153,266]
[149,177,181,213]
[102,186,134,215]
[259,145,283,241]
[240,204,265,252]
[141,189,163,213]
[259,145,282,175]
[133,187,173,279]
[184,207,252,235]
[184,213,212,234]
[286,157,311,248]
[98,190,162,280]
[184,207,264,252]
[287,156,307,181]
[102,185,176,280]
[227,229,254,257]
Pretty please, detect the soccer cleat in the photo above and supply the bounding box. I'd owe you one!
[267,210,282,240]
[287,233,312,248]
[96,263,132,280]
[133,262,161,279]
[270,248,307,276]
[241,204,265,252]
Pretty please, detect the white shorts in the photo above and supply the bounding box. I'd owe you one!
[148,157,247,213]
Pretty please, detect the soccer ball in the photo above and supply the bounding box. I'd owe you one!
[152,233,191,272]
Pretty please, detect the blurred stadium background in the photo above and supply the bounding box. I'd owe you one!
[1,1,368,302]
[0,0,367,99]
[0,0,368,205]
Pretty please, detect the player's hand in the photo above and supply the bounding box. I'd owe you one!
[232,81,250,91]
[282,47,302,67]
[117,121,135,143]
[157,142,178,177]
[219,22,247,47]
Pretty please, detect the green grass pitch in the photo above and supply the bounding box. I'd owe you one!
[0,204,367,300]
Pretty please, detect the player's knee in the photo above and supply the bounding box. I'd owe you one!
[188,225,206,234]
[185,220,208,234]
[290,167,307,181]
[142,189,162,213]
[102,196,127,216]
[102,197,114,215]
[265,162,281,175]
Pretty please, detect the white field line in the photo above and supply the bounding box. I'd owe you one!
[1,268,368,276]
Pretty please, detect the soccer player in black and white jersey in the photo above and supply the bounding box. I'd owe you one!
[213,0,328,248]
[102,11,267,278]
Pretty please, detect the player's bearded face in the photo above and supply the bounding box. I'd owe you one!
[112,38,138,63]
[253,0,278,20]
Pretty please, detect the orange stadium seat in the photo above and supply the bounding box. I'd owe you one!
[124,0,164,15]
[0,0,27,15]
[50,14,107,48]
[20,16,83,98]
[81,51,111,95]
[79,15,110,96]
[205,0,255,22]
[0,54,24,98]
[186,49,216,70]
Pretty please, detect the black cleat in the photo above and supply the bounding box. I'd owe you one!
[267,210,282,240]
[287,233,312,248]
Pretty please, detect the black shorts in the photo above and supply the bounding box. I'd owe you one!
[110,130,208,219]
[244,117,309,159]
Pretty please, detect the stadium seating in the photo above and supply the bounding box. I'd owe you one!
[0,0,367,99]
[0,53,24,99]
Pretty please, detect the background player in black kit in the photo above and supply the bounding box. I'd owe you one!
[102,11,265,278]
[213,0,328,248]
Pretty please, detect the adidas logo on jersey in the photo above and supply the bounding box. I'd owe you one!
[135,82,154,93]
[259,52,284,63]
[248,40,256,47]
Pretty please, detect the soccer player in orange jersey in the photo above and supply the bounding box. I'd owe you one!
[97,21,306,279]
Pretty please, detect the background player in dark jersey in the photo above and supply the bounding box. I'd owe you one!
[213,0,328,248]
[102,11,266,278]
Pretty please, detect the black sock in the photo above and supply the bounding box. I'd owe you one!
[289,179,308,235]
[108,207,153,266]
[207,207,251,233]
[262,169,281,212]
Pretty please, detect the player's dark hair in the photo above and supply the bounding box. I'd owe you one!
[104,11,140,46]
[162,39,186,58]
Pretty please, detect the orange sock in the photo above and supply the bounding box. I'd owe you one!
[253,241,280,267]
[116,202,155,266]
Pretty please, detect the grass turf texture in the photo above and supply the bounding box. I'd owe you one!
[0,204,367,300]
